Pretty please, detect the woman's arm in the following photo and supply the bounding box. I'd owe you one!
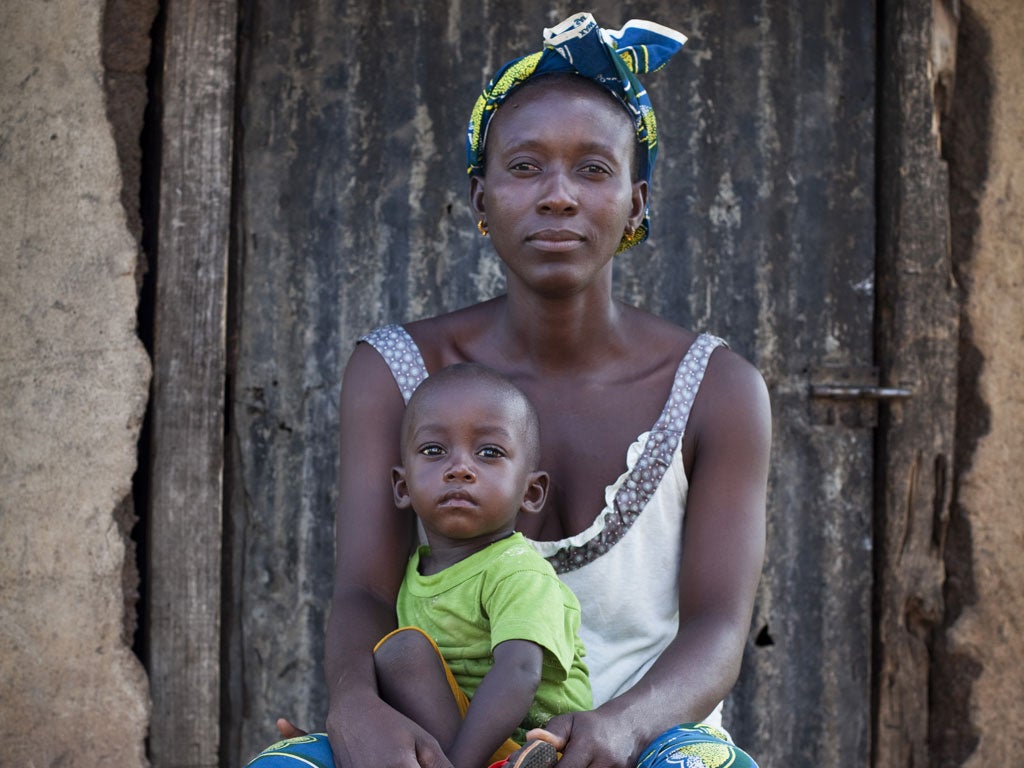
[322,342,450,768]
[541,350,771,768]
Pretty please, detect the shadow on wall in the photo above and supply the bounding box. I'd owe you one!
[933,4,993,766]
[99,0,161,688]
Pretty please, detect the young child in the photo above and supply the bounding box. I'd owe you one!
[375,362,591,768]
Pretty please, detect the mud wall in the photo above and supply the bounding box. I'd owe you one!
[940,0,1024,764]
[0,0,151,765]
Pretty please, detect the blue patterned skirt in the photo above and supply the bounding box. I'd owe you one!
[637,724,758,768]
[247,723,758,768]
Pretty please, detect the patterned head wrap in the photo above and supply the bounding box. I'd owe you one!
[466,13,687,251]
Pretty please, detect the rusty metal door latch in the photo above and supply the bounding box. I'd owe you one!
[809,367,914,427]
[809,384,914,401]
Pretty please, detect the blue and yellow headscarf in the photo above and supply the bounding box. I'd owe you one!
[466,13,687,251]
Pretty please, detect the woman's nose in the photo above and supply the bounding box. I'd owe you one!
[537,169,578,214]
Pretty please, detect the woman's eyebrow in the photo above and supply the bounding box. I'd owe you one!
[496,138,623,161]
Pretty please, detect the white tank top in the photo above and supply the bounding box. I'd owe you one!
[361,325,726,727]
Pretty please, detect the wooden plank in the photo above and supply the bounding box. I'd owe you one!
[148,0,237,765]
[712,1,877,764]
[874,1,960,766]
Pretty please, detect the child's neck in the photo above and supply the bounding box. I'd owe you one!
[418,530,517,576]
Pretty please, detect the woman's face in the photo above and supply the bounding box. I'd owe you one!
[471,78,648,298]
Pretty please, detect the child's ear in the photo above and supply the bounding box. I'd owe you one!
[519,471,549,515]
[392,466,413,509]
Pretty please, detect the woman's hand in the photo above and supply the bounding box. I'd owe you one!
[531,709,639,768]
[325,691,454,768]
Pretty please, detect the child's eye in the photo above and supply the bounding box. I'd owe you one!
[477,446,507,459]
[419,444,446,457]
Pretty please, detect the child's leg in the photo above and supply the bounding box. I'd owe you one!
[373,627,463,751]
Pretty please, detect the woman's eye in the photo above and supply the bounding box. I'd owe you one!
[477,446,506,459]
[419,444,445,457]
[581,163,610,175]
[508,159,540,173]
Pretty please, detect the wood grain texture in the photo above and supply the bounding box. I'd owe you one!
[148,1,237,764]
[874,1,960,766]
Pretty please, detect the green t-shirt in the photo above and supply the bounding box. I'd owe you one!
[397,532,592,737]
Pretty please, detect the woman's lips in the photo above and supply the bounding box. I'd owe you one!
[527,229,585,251]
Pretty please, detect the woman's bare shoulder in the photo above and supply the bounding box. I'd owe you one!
[706,338,767,393]
[401,298,506,370]
[615,304,700,368]
[618,304,762,386]
[690,340,771,447]
[340,340,407,412]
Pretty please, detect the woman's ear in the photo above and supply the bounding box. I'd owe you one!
[392,466,413,509]
[470,174,486,219]
[519,470,549,515]
[629,179,649,231]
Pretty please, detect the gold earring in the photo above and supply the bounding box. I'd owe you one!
[624,225,635,237]
[477,219,488,236]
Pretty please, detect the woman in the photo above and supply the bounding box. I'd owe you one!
[261,13,770,768]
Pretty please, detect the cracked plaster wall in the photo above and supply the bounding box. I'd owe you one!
[944,0,1024,764]
[0,0,151,765]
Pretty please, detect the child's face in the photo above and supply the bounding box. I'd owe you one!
[393,379,545,546]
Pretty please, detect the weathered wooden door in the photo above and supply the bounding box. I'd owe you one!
[216,1,887,766]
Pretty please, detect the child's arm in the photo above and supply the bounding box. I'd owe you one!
[448,639,544,768]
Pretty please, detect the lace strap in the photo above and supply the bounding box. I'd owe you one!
[547,332,727,574]
[359,324,429,404]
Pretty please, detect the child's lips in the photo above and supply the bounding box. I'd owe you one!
[438,489,476,507]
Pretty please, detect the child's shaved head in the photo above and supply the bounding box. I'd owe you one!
[401,363,542,468]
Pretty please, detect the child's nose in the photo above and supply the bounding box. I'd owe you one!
[444,461,475,482]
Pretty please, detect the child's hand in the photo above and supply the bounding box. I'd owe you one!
[276,718,308,739]
[523,727,565,751]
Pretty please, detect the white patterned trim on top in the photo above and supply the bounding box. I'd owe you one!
[360,324,429,404]
[544,333,726,574]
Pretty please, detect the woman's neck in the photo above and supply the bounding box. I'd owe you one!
[496,280,630,373]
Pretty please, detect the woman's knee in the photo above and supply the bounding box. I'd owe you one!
[636,724,759,768]
[246,732,334,766]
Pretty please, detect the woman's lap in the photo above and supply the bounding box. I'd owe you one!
[246,732,334,767]
[246,724,759,768]
[637,724,758,768]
